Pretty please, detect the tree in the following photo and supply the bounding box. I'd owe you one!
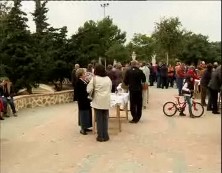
[68,17,127,66]
[0,2,12,76]
[32,0,49,33]
[105,43,130,64]
[46,26,70,90]
[152,17,184,64]
[0,0,41,93]
[126,33,155,62]
[31,0,71,90]
[71,20,100,65]
[208,41,221,63]
[178,32,212,65]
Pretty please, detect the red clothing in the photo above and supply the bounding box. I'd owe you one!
[186,69,199,80]
[168,67,175,77]
[176,66,186,78]
[0,98,4,112]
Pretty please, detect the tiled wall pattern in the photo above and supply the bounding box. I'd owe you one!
[14,90,74,111]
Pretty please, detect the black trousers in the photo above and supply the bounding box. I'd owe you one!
[168,76,174,87]
[161,76,168,89]
[149,75,155,86]
[208,88,219,113]
[94,109,109,140]
[129,90,143,122]
[200,86,207,105]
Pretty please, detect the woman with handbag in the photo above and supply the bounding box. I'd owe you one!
[87,64,112,142]
[74,68,92,135]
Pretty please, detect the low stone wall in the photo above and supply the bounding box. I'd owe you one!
[14,90,74,111]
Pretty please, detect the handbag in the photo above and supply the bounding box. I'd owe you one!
[87,77,96,100]
[142,82,149,90]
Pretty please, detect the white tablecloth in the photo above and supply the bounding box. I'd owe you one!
[110,93,129,107]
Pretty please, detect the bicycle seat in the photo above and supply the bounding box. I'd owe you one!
[174,96,181,99]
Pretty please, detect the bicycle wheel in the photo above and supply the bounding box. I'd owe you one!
[163,102,177,117]
[192,102,204,117]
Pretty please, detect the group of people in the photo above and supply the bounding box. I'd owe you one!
[0,58,220,141]
[199,62,221,114]
[0,78,17,120]
[72,60,147,142]
[72,59,221,142]
[151,60,221,116]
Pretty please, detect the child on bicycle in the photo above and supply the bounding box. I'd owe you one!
[180,76,195,118]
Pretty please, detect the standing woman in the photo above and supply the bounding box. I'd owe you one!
[87,64,112,142]
[74,68,92,135]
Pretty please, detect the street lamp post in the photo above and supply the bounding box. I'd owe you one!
[100,3,109,18]
[100,3,109,69]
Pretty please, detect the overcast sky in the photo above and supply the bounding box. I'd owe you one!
[20,1,221,42]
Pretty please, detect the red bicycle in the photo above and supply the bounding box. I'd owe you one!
[163,96,204,117]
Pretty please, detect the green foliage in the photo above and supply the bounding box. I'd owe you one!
[0,0,41,93]
[31,1,71,90]
[178,32,212,65]
[105,43,130,64]
[67,17,127,66]
[126,33,155,61]
[0,2,221,94]
[152,17,184,63]
[208,41,221,63]
[32,0,49,33]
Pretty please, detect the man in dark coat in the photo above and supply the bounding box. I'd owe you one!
[124,60,146,123]
[207,65,221,114]
[160,63,168,89]
[200,63,213,106]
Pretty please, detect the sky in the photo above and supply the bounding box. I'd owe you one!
[18,1,221,43]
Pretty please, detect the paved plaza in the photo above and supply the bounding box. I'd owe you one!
[0,87,221,173]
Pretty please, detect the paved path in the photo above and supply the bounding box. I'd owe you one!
[0,87,221,173]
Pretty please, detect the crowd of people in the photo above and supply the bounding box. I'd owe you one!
[1,59,221,143]
[72,60,221,142]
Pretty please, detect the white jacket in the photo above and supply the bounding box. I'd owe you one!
[182,82,192,97]
[140,66,150,84]
[87,76,112,110]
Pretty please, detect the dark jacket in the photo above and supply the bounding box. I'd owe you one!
[124,67,146,92]
[107,69,122,88]
[200,69,212,87]
[208,65,221,91]
[74,78,91,110]
[0,83,14,98]
[71,69,77,87]
[160,64,168,77]
[0,86,3,96]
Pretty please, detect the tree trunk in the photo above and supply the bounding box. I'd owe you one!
[166,52,169,65]
[35,0,41,33]
[59,79,63,90]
